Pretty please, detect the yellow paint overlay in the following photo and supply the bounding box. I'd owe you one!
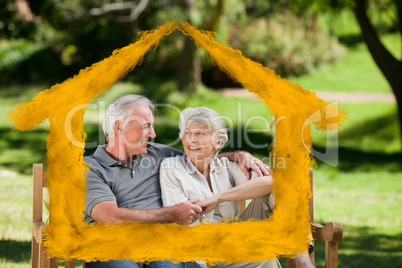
[7,21,347,264]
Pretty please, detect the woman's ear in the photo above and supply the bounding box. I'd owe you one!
[215,140,223,150]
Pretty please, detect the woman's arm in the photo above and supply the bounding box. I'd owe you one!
[196,175,272,215]
[218,151,271,179]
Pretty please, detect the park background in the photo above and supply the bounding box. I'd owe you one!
[0,0,401,267]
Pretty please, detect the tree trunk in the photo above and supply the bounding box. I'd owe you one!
[177,37,197,93]
[353,0,402,148]
[177,0,224,92]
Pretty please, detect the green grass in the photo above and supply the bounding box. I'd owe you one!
[289,33,400,93]
[310,102,401,154]
[314,170,402,233]
[0,173,32,267]
[1,170,400,267]
[313,169,402,268]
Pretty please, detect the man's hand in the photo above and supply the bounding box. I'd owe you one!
[235,151,271,180]
[196,194,221,215]
[170,199,202,225]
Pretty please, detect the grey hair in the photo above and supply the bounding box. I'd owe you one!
[179,107,228,156]
[102,94,154,140]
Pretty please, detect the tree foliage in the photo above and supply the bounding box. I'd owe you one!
[1,0,379,86]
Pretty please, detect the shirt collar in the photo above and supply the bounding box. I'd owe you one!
[93,144,132,169]
[183,155,197,174]
[183,155,223,174]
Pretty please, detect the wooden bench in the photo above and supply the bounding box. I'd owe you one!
[32,164,342,267]
[32,163,80,268]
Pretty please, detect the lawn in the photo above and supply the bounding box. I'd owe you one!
[289,33,401,93]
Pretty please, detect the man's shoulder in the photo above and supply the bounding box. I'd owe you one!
[83,145,107,163]
[83,154,99,167]
[147,142,183,157]
[83,153,95,162]
[83,145,109,170]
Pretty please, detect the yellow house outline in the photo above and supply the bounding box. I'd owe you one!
[8,21,346,263]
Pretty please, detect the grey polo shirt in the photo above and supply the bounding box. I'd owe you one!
[84,142,183,223]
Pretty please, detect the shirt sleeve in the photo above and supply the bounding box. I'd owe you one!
[159,158,188,207]
[227,160,258,187]
[84,160,116,222]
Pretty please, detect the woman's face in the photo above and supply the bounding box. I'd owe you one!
[182,123,221,163]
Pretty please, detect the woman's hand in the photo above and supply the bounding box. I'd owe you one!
[196,194,221,215]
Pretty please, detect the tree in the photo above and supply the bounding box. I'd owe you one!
[6,0,225,91]
[352,0,402,147]
[286,0,402,148]
[176,0,223,93]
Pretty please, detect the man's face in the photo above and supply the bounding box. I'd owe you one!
[120,104,156,155]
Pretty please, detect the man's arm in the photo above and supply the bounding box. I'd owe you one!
[218,151,271,179]
[91,200,202,225]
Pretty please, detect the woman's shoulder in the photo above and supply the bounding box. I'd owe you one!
[213,157,240,172]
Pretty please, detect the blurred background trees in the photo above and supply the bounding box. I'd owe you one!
[0,0,400,141]
[0,0,348,86]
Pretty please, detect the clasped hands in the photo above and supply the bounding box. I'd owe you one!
[173,152,271,225]
[171,196,221,226]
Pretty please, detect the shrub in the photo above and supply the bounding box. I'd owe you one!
[227,11,346,78]
[0,39,45,71]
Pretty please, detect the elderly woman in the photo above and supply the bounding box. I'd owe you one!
[159,107,281,268]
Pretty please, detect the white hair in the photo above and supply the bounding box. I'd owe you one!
[102,94,154,140]
[179,107,228,156]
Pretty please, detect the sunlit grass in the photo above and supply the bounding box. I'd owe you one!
[313,169,402,235]
[289,34,399,93]
[311,102,401,153]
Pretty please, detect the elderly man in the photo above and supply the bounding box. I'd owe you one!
[84,94,271,267]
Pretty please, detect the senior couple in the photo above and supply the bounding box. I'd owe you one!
[84,94,314,268]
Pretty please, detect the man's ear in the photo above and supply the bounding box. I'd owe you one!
[114,121,123,134]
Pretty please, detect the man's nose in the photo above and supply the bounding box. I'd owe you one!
[149,126,156,138]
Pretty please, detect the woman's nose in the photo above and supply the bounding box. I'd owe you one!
[190,133,197,142]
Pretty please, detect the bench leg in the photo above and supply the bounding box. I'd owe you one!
[39,243,58,268]
[31,236,40,268]
[325,241,339,268]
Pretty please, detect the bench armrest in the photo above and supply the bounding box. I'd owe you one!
[33,221,45,243]
[310,222,343,243]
